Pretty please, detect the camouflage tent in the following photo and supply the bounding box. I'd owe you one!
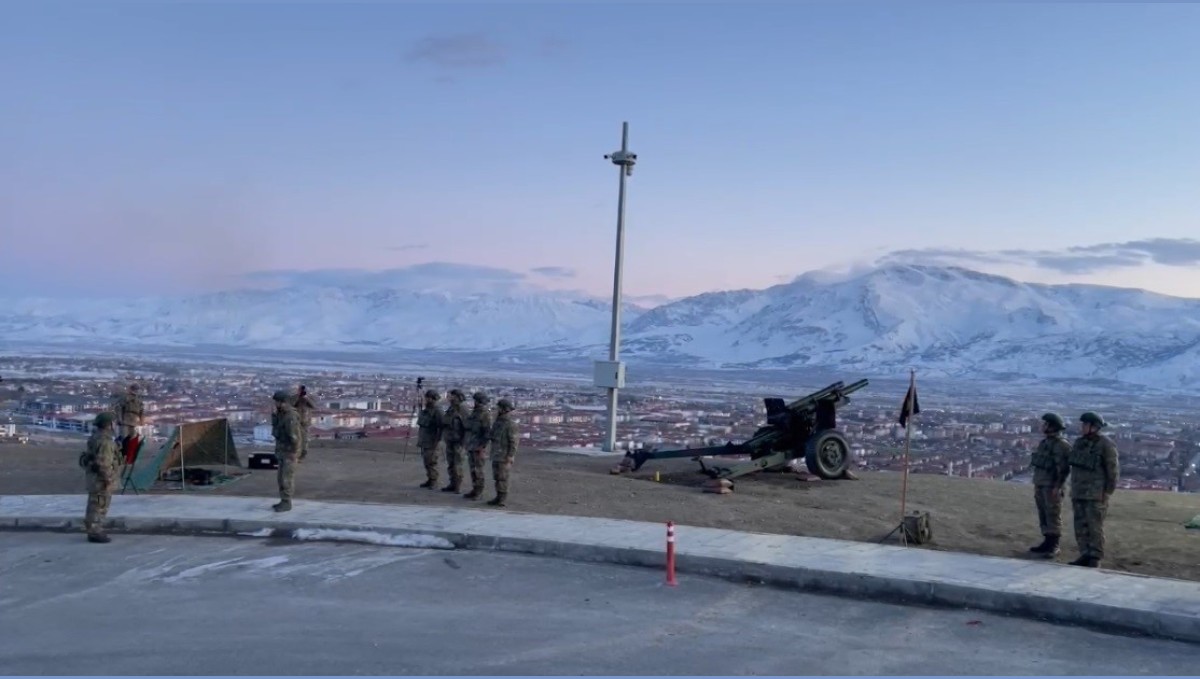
[127,418,241,491]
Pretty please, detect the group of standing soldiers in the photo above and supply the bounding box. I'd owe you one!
[264,384,519,511]
[1028,411,1120,568]
[416,388,519,507]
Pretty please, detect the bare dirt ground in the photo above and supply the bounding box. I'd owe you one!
[4,438,1199,582]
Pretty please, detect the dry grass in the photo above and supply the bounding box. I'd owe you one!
[4,438,1198,581]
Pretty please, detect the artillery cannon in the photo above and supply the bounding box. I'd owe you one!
[628,379,868,481]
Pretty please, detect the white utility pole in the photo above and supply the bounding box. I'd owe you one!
[596,122,637,452]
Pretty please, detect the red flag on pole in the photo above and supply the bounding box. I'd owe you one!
[123,434,141,464]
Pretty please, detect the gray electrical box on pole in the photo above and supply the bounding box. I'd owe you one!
[598,122,636,453]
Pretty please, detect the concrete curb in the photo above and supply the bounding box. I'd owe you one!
[3,497,1199,645]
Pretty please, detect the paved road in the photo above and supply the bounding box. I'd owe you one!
[0,533,1195,675]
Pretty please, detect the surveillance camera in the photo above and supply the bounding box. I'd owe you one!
[608,150,636,165]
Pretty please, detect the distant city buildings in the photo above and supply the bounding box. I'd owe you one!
[1,354,1197,493]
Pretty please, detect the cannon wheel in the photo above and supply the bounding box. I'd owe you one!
[804,429,850,479]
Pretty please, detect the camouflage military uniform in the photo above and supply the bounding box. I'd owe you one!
[417,390,444,488]
[487,399,519,507]
[1029,413,1072,556]
[1068,412,1120,567]
[291,388,316,461]
[441,390,468,492]
[271,390,303,512]
[81,412,121,542]
[463,391,493,500]
[113,385,144,443]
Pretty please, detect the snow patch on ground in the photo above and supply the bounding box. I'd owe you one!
[290,527,456,550]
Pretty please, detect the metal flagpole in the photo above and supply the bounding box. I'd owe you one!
[880,368,917,546]
[601,122,637,453]
[899,368,915,531]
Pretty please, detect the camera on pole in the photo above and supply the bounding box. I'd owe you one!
[400,376,425,460]
[604,149,637,176]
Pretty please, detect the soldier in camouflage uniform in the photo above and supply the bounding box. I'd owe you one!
[292,384,317,461]
[113,383,144,446]
[487,398,519,507]
[463,391,493,500]
[271,390,303,512]
[1028,413,1072,557]
[417,389,444,489]
[441,389,468,492]
[80,411,121,543]
[1067,411,1120,568]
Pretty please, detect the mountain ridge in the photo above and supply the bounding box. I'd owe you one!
[3,264,1199,390]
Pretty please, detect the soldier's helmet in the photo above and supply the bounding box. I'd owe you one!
[425,389,440,400]
[472,391,489,404]
[497,398,513,412]
[94,411,115,428]
[272,389,291,402]
[449,389,465,401]
[1079,411,1107,428]
[1041,413,1065,431]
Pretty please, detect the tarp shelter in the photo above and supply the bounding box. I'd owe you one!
[127,418,241,491]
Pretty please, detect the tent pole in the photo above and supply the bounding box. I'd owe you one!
[180,424,186,492]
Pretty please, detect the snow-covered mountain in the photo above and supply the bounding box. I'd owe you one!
[3,264,1200,390]
[0,287,644,352]
[613,265,1200,389]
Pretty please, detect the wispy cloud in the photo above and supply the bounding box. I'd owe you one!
[879,238,1200,275]
[405,32,507,70]
[530,266,575,279]
[388,243,429,252]
[245,262,527,295]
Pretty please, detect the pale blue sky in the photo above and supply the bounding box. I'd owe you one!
[3,1,1200,300]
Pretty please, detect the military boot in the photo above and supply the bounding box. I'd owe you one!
[441,482,461,493]
[487,493,507,507]
[463,488,482,500]
[1044,536,1060,557]
[1030,535,1059,557]
[1068,555,1099,567]
[419,480,435,489]
[273,500,292,513]
[87,533,111,544]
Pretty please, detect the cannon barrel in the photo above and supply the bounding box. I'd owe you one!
[782,378,868,414]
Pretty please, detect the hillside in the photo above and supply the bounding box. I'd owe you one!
[4,264,1200,389]
[5,439,1198,582]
